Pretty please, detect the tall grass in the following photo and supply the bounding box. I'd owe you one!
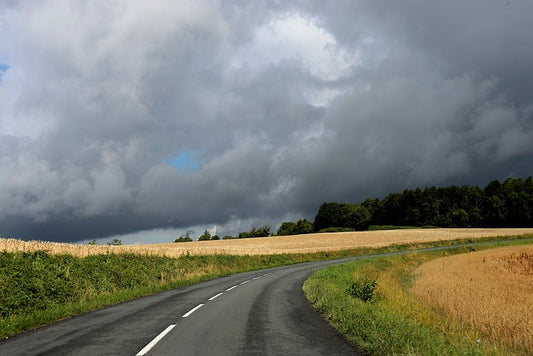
[303,240,533,355]
[412,245,533,353]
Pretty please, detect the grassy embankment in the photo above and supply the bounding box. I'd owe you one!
[0,231,531,341]
[303,238,533,355]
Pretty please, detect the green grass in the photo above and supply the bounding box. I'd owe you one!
[1,234,531,340]
[303,239,533,355]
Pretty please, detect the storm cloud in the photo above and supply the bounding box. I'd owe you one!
[1,0,532,242]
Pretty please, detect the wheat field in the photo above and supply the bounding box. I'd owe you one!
[1,228,532,257]
[412,244,533,353]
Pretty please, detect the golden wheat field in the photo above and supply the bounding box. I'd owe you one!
[1,228,532,257]
[412,244,533,353]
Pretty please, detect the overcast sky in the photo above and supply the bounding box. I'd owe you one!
[1,1,532,243]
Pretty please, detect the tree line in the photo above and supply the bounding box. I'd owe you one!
[175,226,272,242]
[175,177,533,241]
[312,177,533,232]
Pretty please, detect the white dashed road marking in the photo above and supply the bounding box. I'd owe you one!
[135,324,175,356]
[135,273,271,354]
[208,293,223,301]
[182,304,204,318]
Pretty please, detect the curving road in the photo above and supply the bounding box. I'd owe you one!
[2,239,521,356]
[0,258,362,356]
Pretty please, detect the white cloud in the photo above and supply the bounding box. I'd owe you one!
[233,12,358,81]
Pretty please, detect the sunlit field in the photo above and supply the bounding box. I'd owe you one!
[1,228,532,257]
[412,245,533,353]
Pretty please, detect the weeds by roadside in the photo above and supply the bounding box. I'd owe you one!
[303,240,533,355]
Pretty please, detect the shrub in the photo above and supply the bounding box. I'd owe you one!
[348,277,377,302]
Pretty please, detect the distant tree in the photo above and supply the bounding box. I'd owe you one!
[175,231,193,243]
[314,202,350,231]
[198,230,212,241]
[211,235,220,240]
[107,239,122,246]
[451,208,469,227]
[483,195,507,227]
[87,239,98,245]
[277,221,296,236]
[239,226,271,238]
[174,236,192,243]
[255,225,272,237]
[314,202,371,231]
[294,219,314,234]
[348,205,372,231]
[361,198,380,217]
[222,235,236,240]
[277,219,314,236]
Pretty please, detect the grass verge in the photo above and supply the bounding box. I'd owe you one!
[303,238,533,355]
[0,234,531,340]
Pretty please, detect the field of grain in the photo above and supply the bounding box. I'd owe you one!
[1,228,532,257]
[412,244,533,353]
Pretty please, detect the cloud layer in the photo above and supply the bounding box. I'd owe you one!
[1,0,532,242]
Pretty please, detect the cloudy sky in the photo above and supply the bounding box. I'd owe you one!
[1,0,532,243]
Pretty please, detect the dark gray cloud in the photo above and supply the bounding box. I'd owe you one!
[1,1,532,242]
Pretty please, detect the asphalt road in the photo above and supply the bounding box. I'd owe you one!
[4,239,526,356]
[0,258,362,356]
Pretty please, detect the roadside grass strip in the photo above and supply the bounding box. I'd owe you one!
[303,240,533,356]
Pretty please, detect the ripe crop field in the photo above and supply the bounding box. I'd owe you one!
[412,245,533,353]
[1,228,533,257]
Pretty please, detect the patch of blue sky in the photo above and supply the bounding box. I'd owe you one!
[0,64,9,81]
[166,149,203,172]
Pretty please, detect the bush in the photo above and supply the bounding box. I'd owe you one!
[348,278,377,302]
